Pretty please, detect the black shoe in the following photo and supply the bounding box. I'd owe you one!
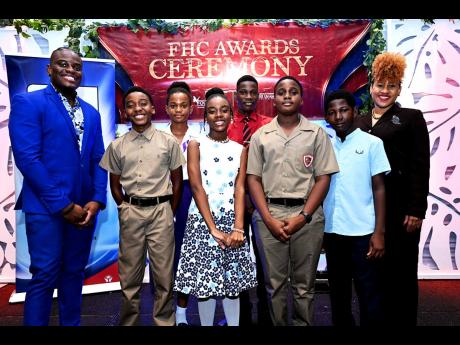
[177,322,190,327]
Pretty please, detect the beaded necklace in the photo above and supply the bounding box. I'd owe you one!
[371,109,383,120]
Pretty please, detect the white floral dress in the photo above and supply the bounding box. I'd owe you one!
[174,135,257,298]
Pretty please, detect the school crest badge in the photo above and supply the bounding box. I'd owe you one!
[303,155,314,168]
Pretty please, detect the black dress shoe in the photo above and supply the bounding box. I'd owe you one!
[177,322,190,327]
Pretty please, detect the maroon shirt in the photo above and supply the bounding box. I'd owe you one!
[227,110,272,146]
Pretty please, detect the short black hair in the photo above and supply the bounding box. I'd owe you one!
[50,47,82,62]
[166,81,192,104]
[274,76,303,96]
[122,86,153,107]
[205,87,225,99]
[236,75,258,89]
[324,89,356,113]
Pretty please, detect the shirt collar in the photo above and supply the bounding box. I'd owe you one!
[127,123,156,141]
[51,83,80,108]
[165,124,197,144]
[334,127,360,144]
[263,114,314,133]
[234,109,257,123]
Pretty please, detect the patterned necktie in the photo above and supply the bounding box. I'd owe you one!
[242,116,251,146]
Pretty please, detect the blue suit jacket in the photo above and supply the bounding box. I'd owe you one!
[9,83,107,214]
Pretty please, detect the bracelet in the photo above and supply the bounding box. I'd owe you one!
[232,228,245,234]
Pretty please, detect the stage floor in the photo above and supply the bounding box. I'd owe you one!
[1,280,460,326]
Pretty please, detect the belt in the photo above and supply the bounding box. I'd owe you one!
[266,198,305,207]
[123,195,172,207]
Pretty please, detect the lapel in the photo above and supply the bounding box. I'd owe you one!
[79,99,90,156]
[45,84,79,150]
[374,103,401,128]
[360,112,372,130]
[292,114,315,141]
[285,124,303,143]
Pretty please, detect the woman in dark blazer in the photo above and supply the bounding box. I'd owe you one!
[355,52,430,326]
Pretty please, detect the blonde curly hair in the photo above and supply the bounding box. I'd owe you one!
[371,52,407,84]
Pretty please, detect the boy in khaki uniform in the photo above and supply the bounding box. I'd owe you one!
[99,86,185,326]
[247,76,339,326]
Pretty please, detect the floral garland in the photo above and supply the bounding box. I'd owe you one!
[2,19,372,57]
[0,18,400,112]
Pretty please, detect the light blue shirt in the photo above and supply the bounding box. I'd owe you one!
[323,128,391,236]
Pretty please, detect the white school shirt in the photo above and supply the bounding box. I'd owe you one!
[162,124,201,180]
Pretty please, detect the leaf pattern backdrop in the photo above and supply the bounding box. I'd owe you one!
[387,19,460,278]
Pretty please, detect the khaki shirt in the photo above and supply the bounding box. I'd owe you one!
[99,124,185,198]
[247,114,339,199]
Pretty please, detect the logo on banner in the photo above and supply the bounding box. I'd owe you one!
[193,96,206,108]
[259,93,274,100]
[303,154,314,168]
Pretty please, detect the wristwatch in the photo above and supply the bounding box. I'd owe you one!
[299,211,312,224]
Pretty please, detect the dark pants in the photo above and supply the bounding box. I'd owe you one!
[382,217,421,326]
[174,180,193,272]
[239,210,272,326]
[323,233,384,326]
[24,213,95,326]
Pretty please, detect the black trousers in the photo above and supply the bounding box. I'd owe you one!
[323,233,384,326]
[382,219,421,326]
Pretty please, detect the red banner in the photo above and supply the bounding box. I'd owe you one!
[98,21,370,120]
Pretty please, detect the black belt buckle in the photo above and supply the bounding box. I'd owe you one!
[267,198,304,207]
[124,195,171,207]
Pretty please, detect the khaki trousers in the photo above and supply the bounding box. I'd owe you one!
[253,204,324,326]
[117,201,175,326]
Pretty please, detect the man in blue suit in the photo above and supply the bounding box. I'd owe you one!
[8,47,107,326]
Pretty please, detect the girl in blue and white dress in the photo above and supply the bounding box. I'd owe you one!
[174,89,257,326]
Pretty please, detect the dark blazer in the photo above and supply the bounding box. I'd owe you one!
[355,103,430,219]
[9,83,107,214]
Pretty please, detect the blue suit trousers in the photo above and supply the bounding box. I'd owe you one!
[23,213,95,326]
